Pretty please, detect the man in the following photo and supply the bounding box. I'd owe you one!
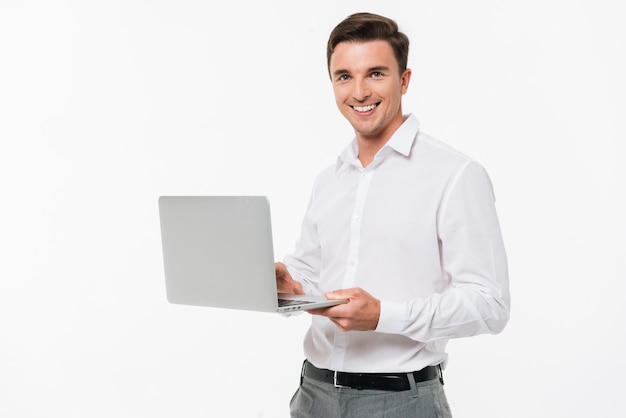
[276,12,510,417]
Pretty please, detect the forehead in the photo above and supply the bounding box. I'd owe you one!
[329,40,398,73]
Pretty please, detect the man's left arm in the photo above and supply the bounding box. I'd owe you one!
[375,161,510,340]
[312,161,510,339]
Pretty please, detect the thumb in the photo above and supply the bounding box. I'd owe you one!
[325,289,350,300]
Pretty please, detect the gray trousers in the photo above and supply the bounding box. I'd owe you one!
[290,370,452,418]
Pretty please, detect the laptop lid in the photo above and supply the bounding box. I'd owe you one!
[158,196,346,313]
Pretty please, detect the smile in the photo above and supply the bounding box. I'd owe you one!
[352,103,378,113]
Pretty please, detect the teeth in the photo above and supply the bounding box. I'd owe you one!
[353,104,377,112]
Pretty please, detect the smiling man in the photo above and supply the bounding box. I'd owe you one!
[276,12,510,417]
[330,39,410,167]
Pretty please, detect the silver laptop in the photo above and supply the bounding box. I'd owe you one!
[158,196,347,313]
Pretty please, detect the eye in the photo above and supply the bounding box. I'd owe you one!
[371,71,383,78]
[338,74,350,81]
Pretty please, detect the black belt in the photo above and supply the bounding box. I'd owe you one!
[302,360,441,392]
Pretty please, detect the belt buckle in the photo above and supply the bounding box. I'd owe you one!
[333,371,348,388]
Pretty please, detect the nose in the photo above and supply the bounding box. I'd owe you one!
[353,78,370,102]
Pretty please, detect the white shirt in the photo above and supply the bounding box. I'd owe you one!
[283,114,510,373]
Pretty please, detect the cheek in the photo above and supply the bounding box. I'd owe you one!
[334,95,346,112]
[332,92,343,106]
[332,84,351,103]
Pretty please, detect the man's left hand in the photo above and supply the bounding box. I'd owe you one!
[307,287,380,332]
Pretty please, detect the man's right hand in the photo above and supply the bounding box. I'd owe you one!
[275,262,305,295]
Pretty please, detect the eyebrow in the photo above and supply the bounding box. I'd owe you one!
[332,69,351,78]
[367,66,391,73]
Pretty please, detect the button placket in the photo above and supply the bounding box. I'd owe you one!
[342,169,373,289]
[331,169,374,371]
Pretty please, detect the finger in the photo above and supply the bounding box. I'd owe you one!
[305,307,331,315]
[325,289,352,300]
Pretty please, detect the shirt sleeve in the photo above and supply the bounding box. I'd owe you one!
[282,176,323,296]
[375,161,510,341]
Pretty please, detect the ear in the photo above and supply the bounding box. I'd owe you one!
[400,68,412,94]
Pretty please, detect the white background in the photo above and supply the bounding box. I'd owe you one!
[1,1,625,417]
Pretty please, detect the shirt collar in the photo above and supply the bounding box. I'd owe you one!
[336,114,420,172]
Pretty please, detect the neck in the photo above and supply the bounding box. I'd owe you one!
[356,114,407,168]
[357,138,384,168]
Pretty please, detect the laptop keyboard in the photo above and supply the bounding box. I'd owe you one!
[278,298,315,307]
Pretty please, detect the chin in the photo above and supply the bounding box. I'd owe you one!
[354,123,381,137]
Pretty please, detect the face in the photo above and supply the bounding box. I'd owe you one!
[329,40,411,144]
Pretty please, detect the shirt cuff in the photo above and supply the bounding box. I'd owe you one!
[375,300,409,334]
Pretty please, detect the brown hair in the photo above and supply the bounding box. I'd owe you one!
[327,12,410,77]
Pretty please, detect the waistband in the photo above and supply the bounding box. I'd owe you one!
[301,360,442,391]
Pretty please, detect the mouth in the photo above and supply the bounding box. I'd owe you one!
[352,103,379,113]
